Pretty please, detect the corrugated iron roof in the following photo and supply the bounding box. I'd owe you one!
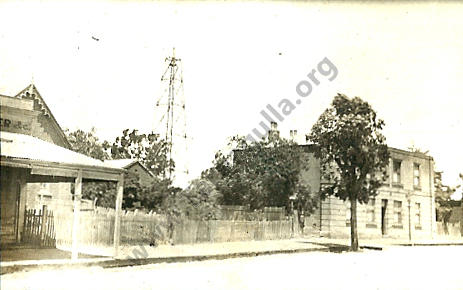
[0,131,122,170]
[103,159,137,169]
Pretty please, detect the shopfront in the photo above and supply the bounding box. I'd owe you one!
[1,85,125,259]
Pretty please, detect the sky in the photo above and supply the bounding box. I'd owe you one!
[0,1,462,196]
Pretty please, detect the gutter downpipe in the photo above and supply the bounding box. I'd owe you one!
[407,191,412,244]
[429,157,434,239]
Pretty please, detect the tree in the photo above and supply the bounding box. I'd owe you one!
[434,172,455,234]
[107,129,174,178]
[106,129,180,209]
[66,128,178,209]
[160,178,221,243]
[203,135,319,217]
[459,173,463,237]
[308,94,389,251]
[139,178,180,210]
[163,178,222,221]
[66,128,110,161]
[66,128,116,207]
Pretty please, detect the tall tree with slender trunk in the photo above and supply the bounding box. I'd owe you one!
[308,94,389,251]
[434,171,455,234]
[459,173,463,237]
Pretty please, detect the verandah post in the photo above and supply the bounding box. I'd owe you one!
[71,169,83,260]
[113,173,124,258]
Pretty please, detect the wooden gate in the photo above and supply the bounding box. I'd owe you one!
[22,205,56,247]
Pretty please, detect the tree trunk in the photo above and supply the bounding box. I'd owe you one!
[443,219,449,235]
[350,197,359,251]
[460,198,463,237]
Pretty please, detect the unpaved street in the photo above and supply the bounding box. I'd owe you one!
[2,246,462,290]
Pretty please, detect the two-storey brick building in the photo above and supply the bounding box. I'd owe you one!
[272,123,437,240]
[311,147,436,239]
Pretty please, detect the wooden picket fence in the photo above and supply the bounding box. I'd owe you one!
[22,206,56,247]
[52,208,295,249]
[220,205,286,221]
[172,219,293,244]
[53,209,115,248]
[437,221,462,238]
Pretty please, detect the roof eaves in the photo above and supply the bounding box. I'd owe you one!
[1,156,126,177]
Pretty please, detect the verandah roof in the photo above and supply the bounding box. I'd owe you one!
[0,131,124,181]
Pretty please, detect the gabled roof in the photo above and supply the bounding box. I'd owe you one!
[14,84,71,149]
[103,159,155,178]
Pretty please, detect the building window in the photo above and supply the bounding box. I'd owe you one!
[367,198,375,223]
[413,163,421,189]
[415,202,421,229]
[393,200,402,226]
[392,160,401,184]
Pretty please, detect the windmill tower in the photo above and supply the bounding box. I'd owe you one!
[154,48,189,186]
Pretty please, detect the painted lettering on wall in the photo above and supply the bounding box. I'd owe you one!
[0,118,32,133]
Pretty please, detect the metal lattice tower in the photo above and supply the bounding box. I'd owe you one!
[154,48,189,184]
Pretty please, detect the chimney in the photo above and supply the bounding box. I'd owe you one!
[268,122,280,142]
[290,130,297,142]
[271,121,278,131]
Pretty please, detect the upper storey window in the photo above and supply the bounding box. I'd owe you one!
[413,163,421,189]
[392,160,402,184]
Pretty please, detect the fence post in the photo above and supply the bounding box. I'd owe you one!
[23,210,28,243]
[36,209,41,246]
[40,205,48,246]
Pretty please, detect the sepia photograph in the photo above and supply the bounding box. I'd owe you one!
[0,0,462,289]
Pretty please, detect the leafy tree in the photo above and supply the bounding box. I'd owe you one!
[106,129,180,209]
[459,173,463,236]
[434,172,455,234]
[106,129,174,177]
[141,178,181,210]
[163,178,221,221]
[66,128,117,207]
[158,178,221,243]
[203,135,319,218]
[66,128,110,161]
[66,128,178,209]
[308,94,389,251]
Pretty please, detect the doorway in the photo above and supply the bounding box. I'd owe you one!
[14,183,21,242]
[0,170,22,245]
[381,199,388,236]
